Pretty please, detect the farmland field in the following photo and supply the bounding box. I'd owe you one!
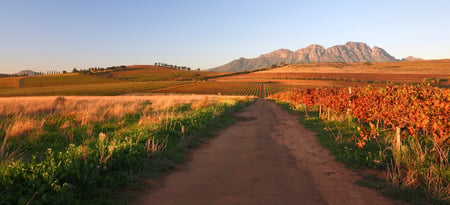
[216,71,450,85]
[215,60,450,86]
[22,73,122,87]
[149,81,263,96]
[263,60,450,74]
[148,80,363,97]
[0,81,189,96]
[0,77,23,89]
[95,65,228,81]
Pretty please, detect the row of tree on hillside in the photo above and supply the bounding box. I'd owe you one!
[1,62,200,78]
[70,65,127,74]
[1,65,129,78]
[2,70,69,78]
[155,62,197,71]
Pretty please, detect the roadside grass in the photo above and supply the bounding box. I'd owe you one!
[0,81,188,96]
[272,101,449,205]
[0,95,254,204]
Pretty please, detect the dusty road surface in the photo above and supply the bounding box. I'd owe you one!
[132,100,396,205]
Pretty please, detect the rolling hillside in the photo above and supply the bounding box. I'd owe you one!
[95,65,227,81]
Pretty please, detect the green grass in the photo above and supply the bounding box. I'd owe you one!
[0,81,189,96]
[0,99,253,204]
[293,109,390,169]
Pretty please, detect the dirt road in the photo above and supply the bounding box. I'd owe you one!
[132,100,396,205]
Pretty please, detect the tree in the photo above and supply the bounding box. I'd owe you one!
[72,68,79,73]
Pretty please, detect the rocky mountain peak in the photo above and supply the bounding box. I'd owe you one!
[210,42,400,72]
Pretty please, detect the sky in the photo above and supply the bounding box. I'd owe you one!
[1,0,449,74]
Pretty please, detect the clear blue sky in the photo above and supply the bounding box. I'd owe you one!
[1,0,449,73]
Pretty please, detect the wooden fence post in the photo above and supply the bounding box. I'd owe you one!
[395,127,401,152]
[346,87,353,119]
[303,103,309,117]
[319,105,322,118]
[327,107,331,121]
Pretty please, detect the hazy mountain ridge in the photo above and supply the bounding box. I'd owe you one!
[402,56,424,61]
[210,42,398,72]
[0,70,37,77]
[15,70,37,76]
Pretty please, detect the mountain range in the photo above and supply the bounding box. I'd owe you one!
[209,42,398,72]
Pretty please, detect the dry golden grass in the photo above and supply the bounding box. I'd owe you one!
[0,95,251,127]
[5,117,40,138]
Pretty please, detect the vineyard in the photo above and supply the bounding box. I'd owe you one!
[151,81,264,96]
[0,77,23,89]
[150,81,311,98]
[269,83,450,202]
[95,65,226,81]
[0,81,188,96]
[263,82,303,97]
[22,73,121,87]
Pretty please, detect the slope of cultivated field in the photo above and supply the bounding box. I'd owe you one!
[22,73,122,87]
[0,81,189,96]
[146,80,365,97]
[263,60,450,74]
[215,60,450,85]
[0,77,23,89]
[0,66,231,91]
[95,65,229,81]
[149,81,263,96]
[220,72,449,84]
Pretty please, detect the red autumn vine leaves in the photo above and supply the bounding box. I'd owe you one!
[271,83,450,149]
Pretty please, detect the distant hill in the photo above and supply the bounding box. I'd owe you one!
[210,42,398,72]
[93,65,227,81]
[14,70,37,76]
[401,56,424,61]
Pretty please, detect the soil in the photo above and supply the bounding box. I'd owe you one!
[131,100,399,205]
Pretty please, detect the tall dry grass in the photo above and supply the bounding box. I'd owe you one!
[0,94,251,162]
[0,95,250,135]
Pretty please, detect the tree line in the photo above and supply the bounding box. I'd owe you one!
[155,62,198,71]
[1,63,200,78]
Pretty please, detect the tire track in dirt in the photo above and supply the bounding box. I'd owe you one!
[132,100,398,205]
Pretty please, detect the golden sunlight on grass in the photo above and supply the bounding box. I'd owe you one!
[0,95,252,131]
